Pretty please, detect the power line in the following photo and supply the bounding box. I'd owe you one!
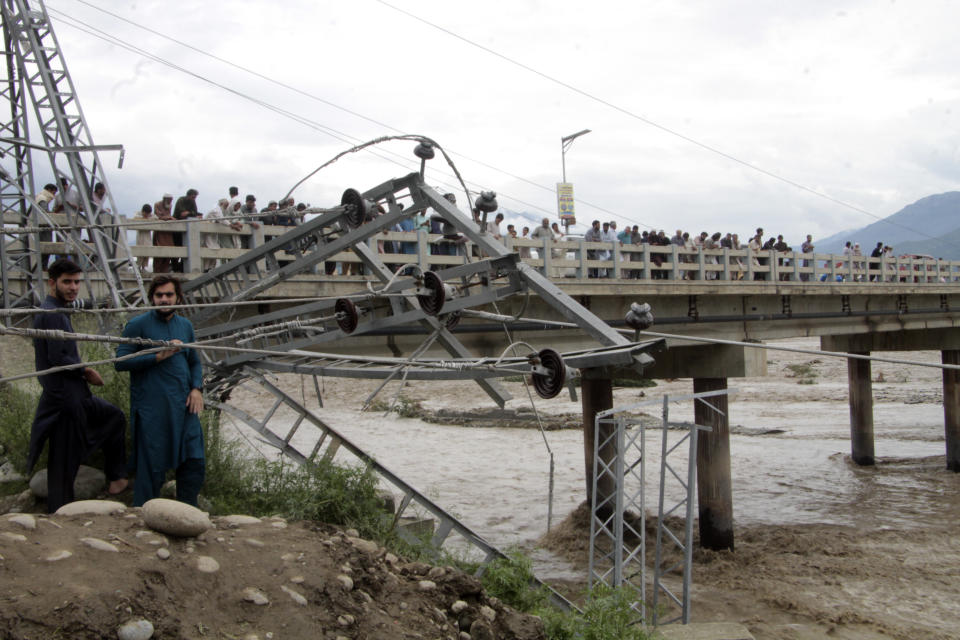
[373,0,960,249]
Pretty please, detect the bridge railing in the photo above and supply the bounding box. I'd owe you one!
[20,215,960,284]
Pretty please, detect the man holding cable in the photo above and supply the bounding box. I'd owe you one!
[28,258,129,512]
[115,275,205,507]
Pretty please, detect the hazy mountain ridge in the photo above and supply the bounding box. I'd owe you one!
[815,191,960,258]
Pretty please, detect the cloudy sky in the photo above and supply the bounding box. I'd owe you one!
[26,0,960,244]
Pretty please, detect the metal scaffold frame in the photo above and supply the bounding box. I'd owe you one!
[0,0,144,320]
[588,389,730,628]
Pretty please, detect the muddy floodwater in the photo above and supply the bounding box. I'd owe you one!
[225,336,960,640]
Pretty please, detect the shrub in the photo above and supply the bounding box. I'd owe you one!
[0,384,38,474]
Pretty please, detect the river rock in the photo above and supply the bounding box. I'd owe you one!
[479,605,496,622]
[80,537,119,553]
[245,538,265,548]
[347,536,378,554]
[196,556,220,573]
[242,587,270,605]
[336,574,354,590]
[29,465,104,499]
[156,548,170,560]
[6,514,36,530]
[418,580,437,591]
[1,532,27,542]
[280,584,307,606]
[46,549,72,562]
[221,514,261,527]
[117,618,154,640]
[55,500,126,516]
[142,499,212,537]
[451,600,468,614]
[470,619,495,640]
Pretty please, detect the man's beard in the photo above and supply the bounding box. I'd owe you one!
[156,306,175,318]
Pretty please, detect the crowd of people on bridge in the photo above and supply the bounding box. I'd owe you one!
[35,181,924,282]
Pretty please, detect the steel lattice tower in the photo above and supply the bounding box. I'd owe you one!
[0,0,144,321]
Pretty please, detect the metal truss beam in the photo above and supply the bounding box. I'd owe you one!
[212,368,577,612]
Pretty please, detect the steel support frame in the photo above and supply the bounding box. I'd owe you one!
[0,0,143,311]
[588,390,727,628]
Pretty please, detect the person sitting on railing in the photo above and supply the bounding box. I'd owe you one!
[133,204,153,273]
[152,194,175,274]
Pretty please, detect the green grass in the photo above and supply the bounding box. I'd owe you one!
[478,550,656,640]
[201,413,388,538]
[0,384,40,475]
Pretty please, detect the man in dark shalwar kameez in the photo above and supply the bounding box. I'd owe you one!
[115,275,205,507]
[28,259,129,513]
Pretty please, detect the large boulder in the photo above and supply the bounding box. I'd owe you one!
[142,498,212,537]
[29,465,105,500]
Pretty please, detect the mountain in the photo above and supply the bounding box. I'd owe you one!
[815,191,960,256]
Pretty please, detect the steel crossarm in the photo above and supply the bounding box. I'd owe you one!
[220,339,665,382]
[183,173,430,325]
[183,204,412,325]
[417,182,637,354]
[2,0,144,308]
[193,255,520,341]
[210,368,577,613]
[348,239,512,407]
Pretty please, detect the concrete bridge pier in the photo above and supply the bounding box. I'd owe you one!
[823,329,960,472]
[847,352,876,466]
[693,377,734,551]
[943,350,960,471]
[582,374,615,515]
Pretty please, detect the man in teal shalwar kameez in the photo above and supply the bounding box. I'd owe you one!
[116,275,205,507]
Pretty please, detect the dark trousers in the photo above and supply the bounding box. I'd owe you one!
[46,396,127,513]
[138,457,205,507]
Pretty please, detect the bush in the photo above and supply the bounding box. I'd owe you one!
[477,549,655,640]
[0,384,38,474]
[479,550,550,613]
[202,414,387,538]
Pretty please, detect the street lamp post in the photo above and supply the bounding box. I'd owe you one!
[561,128,591,183]
[560,129,591,232]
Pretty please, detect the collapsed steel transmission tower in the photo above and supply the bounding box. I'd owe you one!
[0,0,144,319]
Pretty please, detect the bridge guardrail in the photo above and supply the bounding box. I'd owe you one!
[16,215,960,284]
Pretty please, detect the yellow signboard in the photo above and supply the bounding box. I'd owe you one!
[557,182,576,222]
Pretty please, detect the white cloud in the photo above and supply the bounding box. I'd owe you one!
[21,0,958,247]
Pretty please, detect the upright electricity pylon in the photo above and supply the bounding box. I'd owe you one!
[0,0,144,321]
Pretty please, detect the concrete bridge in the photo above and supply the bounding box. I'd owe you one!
[8,216,960,550]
